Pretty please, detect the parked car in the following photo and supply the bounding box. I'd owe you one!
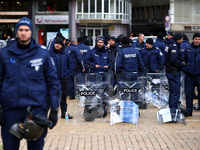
[0,40,7,49]
[132,36,157,43]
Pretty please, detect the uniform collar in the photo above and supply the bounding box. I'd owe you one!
[7,38,39,56]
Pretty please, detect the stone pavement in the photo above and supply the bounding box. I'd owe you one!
[1,99,200,150]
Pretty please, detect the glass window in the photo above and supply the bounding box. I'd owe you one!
[120,1,122,13]
[77,1,82,12]
[104,0,109,13]
[110,0,114,13]
[157,6,160,18]
[116,0,119,13]
[76,0,131,20]
[83,0,88,13]
[97,0,101,12]
[90,0,95,13]
[0,1,28,11]
[37,0,68,12]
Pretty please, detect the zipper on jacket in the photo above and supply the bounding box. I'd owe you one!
[194,48,197,74]
[59,53,62,79]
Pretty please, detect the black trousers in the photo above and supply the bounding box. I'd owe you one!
[60,77,68,111]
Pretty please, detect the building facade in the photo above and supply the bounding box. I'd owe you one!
[75,0,132,46]
[132,0,169,36]
[170,0,200,40]
[31,0,132,47]
[33,0,69,46]
[0,0,31,40]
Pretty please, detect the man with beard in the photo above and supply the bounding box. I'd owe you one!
[84,36,109,73]
[49,38,74,119]
[0,17,60,149]
[84,36,110,117]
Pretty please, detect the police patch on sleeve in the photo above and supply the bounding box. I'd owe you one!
[172,50,176,53]
[165,46,169,52]
[40,45,47,49]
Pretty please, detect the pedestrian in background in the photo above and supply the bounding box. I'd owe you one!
[6,35,13,46]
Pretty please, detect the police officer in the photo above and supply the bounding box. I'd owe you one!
[47,32,62,50]
[0,17,60,150]
[143,38,165,74]
[154,32,166,55]
[164,31,174,46]
[165,33,185,109]
[77,36,91,73]
[84,36,109,73]
[132,33,145,57]
[84,36,110,117]
[49,38,74,119]
[66,38,85,99]
[182,33,200,117]
[116,36,144,81]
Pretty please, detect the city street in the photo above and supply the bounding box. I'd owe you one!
[10,99,200,150]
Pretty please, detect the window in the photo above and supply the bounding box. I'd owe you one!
[0,0,29,11]
[76,0,131,20]
[84,0,88,13]
[97,0,101,12]
[104,0,109,13]
[36,0,68,12]
[77,1,82,12]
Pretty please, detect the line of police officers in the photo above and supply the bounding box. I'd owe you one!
[50,31,200,119]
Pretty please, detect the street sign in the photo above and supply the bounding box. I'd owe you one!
[165,15,171,22]
[165,21,170,27]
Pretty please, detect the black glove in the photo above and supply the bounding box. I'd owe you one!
[48,108,58,129]
[0,105,4,126]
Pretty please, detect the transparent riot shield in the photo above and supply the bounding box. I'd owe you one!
[117,72,145,106]
[157,107,186,125]
[75,72,113,122]
[145,73,169,109]
[110,72,143,125]
[180,73,186,109]
[110,99,139,125]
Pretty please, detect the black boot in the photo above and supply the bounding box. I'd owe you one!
[61,109,66,119]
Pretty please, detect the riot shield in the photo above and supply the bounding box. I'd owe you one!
[110,72,143,125]
[157,107,186,125]
[110,99,139,125]
[75,72,113,122]
[117,72,145,106]
[145,73,169,109]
